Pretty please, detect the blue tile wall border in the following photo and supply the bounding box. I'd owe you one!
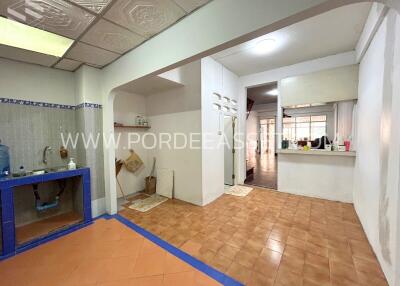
[75,102,103,110]
[0,98,102,110]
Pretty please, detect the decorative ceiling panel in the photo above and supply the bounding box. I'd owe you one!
[104,0,186,38]
[54,58,82,71]
[173,0,210,13]
[66,42,119,66]
[69,0,112,14]
[81,19,145,54]
[0,44,59,67]
[1,0,212,69]
[0,0,95,39]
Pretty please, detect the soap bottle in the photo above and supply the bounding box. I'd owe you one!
[68,158,76,170]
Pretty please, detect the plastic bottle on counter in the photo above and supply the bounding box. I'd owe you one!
[68,158,77,170]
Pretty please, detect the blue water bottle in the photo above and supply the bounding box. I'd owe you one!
[0,140,10,178]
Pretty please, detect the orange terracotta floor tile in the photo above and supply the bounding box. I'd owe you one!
[119,187,389,286]
[0,218,223,286]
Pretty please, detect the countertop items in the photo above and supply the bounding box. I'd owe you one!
[277,149,356,157]
[59,146,68,159]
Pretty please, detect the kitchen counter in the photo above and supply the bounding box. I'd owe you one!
[0,167,92,259]
[277,150,355,203]
[277,149,356,157]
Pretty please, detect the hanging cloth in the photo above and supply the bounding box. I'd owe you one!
[124,149,143,173]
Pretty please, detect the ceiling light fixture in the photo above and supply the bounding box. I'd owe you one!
[254,38,276,54]
[266,88,279,96]
[0,17,74,57]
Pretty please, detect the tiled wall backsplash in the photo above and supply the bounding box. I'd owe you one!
[0,98,105,201]
[0,103,77,171]
[75,107,105,200]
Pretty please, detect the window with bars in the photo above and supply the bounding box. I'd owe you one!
[283,115,327,141]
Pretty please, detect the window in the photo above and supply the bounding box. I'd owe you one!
[283,115,327,141]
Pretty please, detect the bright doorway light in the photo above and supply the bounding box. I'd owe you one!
[266,88,279,96]
[0,17,74,57]
[254,39,276,54]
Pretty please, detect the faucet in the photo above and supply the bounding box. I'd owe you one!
[43,146,52,165]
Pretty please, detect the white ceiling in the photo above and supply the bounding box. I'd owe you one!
[247,82,278,105]
[213,3,372,76]
[119,74,183,95]
[0,0,211,71]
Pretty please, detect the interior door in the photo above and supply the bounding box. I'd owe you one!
[224,116,235,185]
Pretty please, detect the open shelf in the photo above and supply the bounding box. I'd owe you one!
[114,124,151,129]
[16,211,82,245]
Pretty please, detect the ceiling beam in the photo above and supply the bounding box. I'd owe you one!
[356,2,389,63]
[102,0,355,93]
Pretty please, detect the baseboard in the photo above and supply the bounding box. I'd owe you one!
[91,197,106,218]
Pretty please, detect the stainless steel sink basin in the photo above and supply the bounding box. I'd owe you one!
[31,167,67,176]
[48,167,68,172]
[32,169,49,175]
[11,166,74,178]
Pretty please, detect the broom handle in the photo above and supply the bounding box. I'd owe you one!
[116,176,127,199]
[149,157,156,180]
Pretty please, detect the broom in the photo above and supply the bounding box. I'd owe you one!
[115,159,127,199]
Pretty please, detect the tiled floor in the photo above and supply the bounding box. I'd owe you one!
[0,218,222,286]
[119,188,388,286]
[16,211,82,245]
[245,154,277,189]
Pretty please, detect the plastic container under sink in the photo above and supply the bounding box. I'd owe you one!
[0,141,10,178]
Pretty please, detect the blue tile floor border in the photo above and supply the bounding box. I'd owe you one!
[113,214,243,286]
[1,213,243,286]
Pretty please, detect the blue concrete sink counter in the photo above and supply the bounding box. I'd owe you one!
[0,167,92,259]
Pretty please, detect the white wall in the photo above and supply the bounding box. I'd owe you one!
[113,91,150,198]
[280,65,359,106]
[146,61,201,116]
[201,57,240,205]
[240,51,357,89]
[0,57,104,106]
[146,61,203,205]
[147,110,203,205]
[237,52,357,183]
[354,10,400,286]
[0,58,76,105]
[75,66,103,105]
[278,154,355,203]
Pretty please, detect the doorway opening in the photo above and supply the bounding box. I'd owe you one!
[260,118,276,155]
[224,115,237,186]
[245,82,278,189]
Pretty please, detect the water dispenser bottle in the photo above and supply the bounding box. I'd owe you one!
[0,140,10,178]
